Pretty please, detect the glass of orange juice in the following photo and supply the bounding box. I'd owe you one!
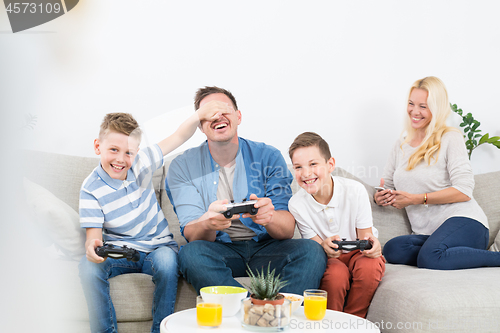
[303,289,327,320]
[196,295,223,328]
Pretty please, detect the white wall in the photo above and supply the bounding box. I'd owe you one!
[2,0,499,186]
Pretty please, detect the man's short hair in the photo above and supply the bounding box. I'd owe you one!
[288,132,332,161]
[99,112,141,141]
[194,86,238,111]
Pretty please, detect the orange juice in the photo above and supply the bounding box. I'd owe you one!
[196,303,222,327]
[304,296,327,320]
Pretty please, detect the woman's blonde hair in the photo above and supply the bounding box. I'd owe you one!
[402,76,458,170]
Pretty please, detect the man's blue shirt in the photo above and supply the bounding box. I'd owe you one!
[165,137,293,243]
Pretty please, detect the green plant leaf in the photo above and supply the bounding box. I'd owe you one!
[449,102,500,157]
[479,134,489,145]
[451,103,464,116]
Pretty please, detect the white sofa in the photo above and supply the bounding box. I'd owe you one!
[22,150,500,333]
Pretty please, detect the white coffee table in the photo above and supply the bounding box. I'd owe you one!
[160,307,380,332]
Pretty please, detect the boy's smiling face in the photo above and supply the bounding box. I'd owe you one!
[292,145,335,204]
[94,131,139,181]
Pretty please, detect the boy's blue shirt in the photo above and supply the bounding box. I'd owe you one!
[165,137,293,243]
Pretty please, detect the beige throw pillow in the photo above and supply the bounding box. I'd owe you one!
[489,230,500,252]
[23,178,86,260]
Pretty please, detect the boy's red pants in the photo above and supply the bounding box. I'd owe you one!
[319,250,386,318]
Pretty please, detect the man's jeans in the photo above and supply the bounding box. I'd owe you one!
[178,238,327,294]
[384,217,500,269]
[79,246,178,333]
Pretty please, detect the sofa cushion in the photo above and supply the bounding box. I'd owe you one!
[110,274,155,322]
[24,177,86,259]
[473,171,500,247]
[489,230,500,252]
[159,155,186,247]
[22,150,101,212]
[367,264,500,332]
[332,167,411,247]
[370,203,412,248]
[22,150,165,216]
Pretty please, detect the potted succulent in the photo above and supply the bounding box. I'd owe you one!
[245,262,288,305]
[241,262,291,330]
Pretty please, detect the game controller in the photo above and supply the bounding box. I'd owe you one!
[222,199,259,218]
[332,239,373,251]
[96,243,140,262]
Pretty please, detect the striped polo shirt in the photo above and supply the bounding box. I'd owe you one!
[80,144,178,253]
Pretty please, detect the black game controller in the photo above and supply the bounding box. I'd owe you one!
[332,239,373,252]
[222,199,259,219]
[96,243,140,262]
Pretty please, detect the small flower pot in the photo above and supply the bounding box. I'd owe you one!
[241,297,291,331]
[250,293,285,306]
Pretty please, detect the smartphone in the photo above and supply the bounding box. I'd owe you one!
[374,187,386,192]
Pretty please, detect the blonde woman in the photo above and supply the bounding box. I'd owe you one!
[374,76,500,269]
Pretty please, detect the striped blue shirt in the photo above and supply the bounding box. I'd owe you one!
[80,144,178,253]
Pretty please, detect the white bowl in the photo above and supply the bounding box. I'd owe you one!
[281,293,304,313]
[200,286,248,317]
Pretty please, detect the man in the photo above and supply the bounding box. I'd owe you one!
[166,86,326,294]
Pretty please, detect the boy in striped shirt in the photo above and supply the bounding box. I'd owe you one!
[79,103,231,333]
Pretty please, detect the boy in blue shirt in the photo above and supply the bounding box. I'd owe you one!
[79,102,230,333]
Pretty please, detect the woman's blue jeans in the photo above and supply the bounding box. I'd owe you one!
[178,238,327,294]
[79,246,178,333]
[383,217,500,270]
